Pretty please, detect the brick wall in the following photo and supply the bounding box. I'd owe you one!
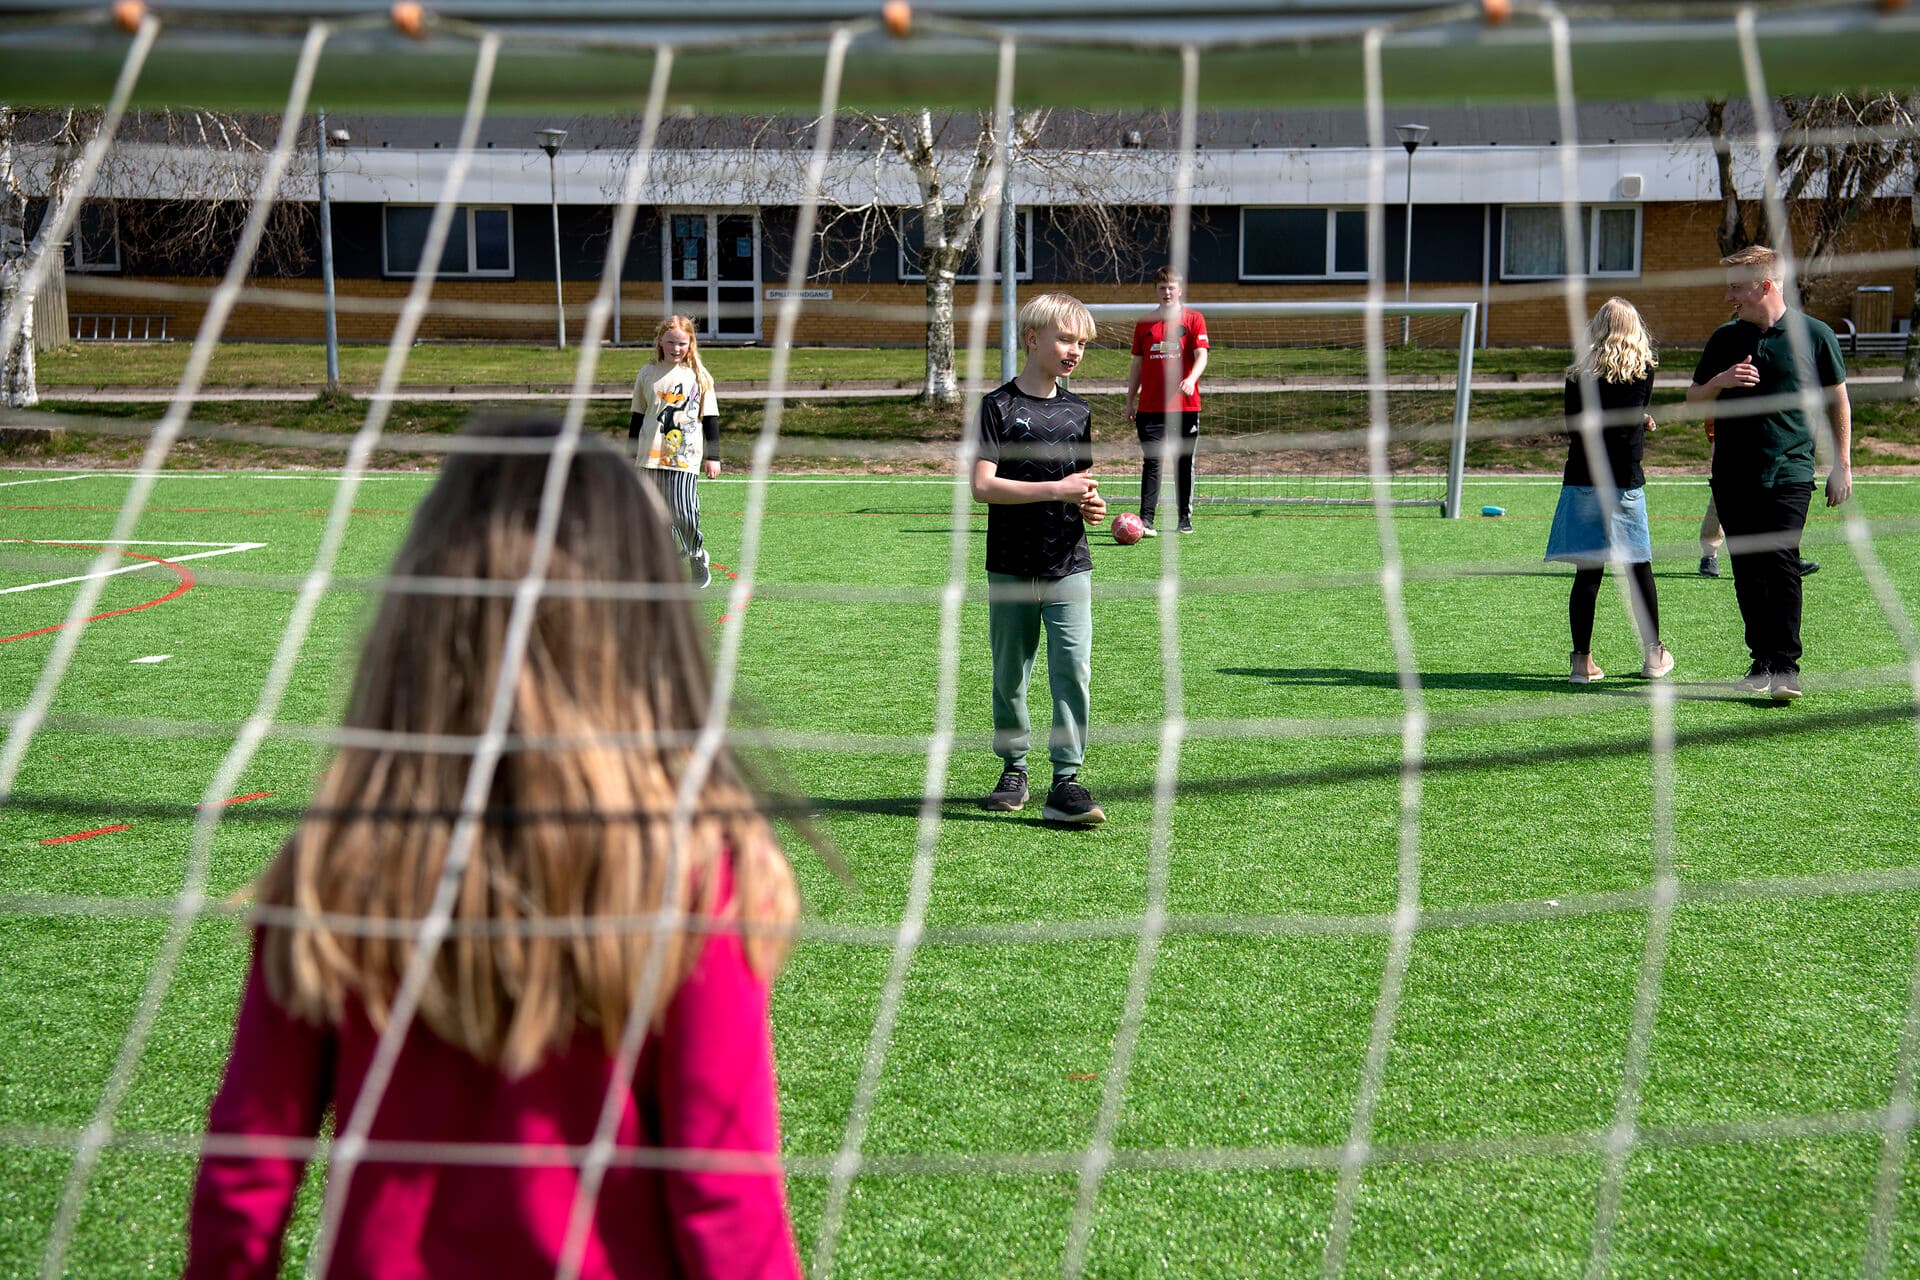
[70,200,1915,350]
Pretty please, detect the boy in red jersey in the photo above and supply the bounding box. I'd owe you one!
[1124,266,1210,535]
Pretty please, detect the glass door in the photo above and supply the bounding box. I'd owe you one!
[662,211,761,341]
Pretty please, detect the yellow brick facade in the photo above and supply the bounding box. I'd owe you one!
[67,201,1915,351]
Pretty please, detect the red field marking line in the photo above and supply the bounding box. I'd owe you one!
[36,791,273,845]
[206,791,273,808]
[40,823,132,846]
[0,542,196,644]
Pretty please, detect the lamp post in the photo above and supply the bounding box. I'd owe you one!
[1395,123,1428,344]
[536,128,567,349]
[316,113,349,393]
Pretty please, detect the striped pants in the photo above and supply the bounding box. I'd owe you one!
[646,467,704,562]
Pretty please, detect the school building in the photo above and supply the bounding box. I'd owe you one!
[46,104,1917,352]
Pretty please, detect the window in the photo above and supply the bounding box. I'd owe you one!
[1240,208,1368,280]
[1500,205,1640,279]
[382,205,513,277]
[898,208,1031,281]
[65,202,119,273]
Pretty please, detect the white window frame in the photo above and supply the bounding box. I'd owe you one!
[897,208,1033,282]
[66,201,120,273]
[659,208,763,342]
[1239,207,1369,282]
[381,204,515,278]
[1499,204,1642,281]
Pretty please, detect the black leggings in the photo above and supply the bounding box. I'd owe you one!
[1569,561,1660,653]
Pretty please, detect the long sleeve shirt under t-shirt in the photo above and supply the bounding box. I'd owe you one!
[183,861,799,1280]
[977,380,1094,579]
[629,362,720,471]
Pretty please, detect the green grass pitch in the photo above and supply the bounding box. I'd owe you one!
[3,464,1920,1277]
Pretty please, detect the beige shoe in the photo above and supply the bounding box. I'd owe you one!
[1642,644,1675,679]
[1570,651,1605,685]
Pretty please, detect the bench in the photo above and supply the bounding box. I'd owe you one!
[1838,317,1910,361]
[70,313,171,342]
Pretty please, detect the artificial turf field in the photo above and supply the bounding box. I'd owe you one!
[3,464,1920,1278]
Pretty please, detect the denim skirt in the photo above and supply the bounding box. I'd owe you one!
[1544,484,1653,566]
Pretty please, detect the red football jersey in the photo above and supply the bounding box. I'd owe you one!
[1131,307,1209,414]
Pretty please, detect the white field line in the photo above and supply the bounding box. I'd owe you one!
[0,474,94,489]
[0,541,267,595]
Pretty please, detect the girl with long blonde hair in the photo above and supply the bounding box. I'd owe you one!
[629,315,722,588]
[186,416,801,1278]
[1546,297,1674,684]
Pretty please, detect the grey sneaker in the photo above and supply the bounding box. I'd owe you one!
[1770,668,1802,701]
[691,549,712,589]
[1699,554,1720,578]
[1042,775,1106,825]
[1736,662,1772,696]
[981,766,1029,812]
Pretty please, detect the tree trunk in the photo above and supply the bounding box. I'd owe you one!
[0,112,36,409]
[923,260,959,407]
[1706,99,1756,256]
[1906,180,1919,388]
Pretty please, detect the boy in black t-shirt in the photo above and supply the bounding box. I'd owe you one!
[973,294,1108,824]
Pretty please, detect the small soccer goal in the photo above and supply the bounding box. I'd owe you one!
[1082,300,1477,517]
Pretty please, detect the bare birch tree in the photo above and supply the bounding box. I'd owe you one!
[0,107,312,407]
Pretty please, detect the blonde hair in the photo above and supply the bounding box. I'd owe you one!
[1569,296,1658,384]
[1722,244,1784,283]
[655,315,715,402]
[1019,293,1096,344]
[256,416,796,1078]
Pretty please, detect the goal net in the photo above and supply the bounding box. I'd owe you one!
[2,4,1920,1280]
[1082,300,1477,514]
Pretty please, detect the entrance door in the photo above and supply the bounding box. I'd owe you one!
[663,211,761,341]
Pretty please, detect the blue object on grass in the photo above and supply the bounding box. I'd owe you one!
[1481,505,1506,517]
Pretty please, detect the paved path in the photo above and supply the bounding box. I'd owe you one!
[36,372,1912,404]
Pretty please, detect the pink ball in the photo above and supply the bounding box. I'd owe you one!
[1111,512,1145,546]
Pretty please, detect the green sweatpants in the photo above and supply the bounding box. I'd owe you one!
[987,570,1092,775]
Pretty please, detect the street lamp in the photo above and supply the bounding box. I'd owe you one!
[535,128,567,350]
[1395,122,1428,344]
[316,113,349,393]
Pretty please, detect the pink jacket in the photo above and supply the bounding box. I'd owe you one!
[185,895,800,1279]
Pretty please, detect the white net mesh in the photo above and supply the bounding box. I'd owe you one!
[3,4,1920,1279]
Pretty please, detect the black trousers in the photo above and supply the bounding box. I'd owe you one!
[1711,478,1813,671]
[1136,411,1199,525]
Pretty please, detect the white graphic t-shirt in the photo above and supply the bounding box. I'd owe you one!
[630,362,717,472]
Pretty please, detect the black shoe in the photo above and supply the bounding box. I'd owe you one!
[981,766,1028,812]
[1736,662,1772,696]
[1041,775,1105,825]
[1770,668,1802,701]
[1699,554,1720,578]
[1798,559,1821,577]
[1177,518,1194,534]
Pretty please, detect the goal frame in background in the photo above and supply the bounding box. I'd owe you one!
[1082,300,1478,516]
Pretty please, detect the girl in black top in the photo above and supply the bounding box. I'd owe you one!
[1544,297,1673,683]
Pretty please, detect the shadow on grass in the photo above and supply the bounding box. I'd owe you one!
[1218,665,1782,704]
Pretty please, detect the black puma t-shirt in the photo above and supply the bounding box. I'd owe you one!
[978,380,1094,579]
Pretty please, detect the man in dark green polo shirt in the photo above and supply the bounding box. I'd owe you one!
[1686,244,1852,702]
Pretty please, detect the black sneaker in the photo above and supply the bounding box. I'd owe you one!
[1736,662,1772,696]
[1770,668,1802,701]
[1177,518,1194,534]
[981,766,1028,812]
[1798,559,1821,577]
[1699,554,1720,578]
[1042,775,1105,825]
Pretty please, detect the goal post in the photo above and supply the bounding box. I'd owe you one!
[1080,300,1478,517]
